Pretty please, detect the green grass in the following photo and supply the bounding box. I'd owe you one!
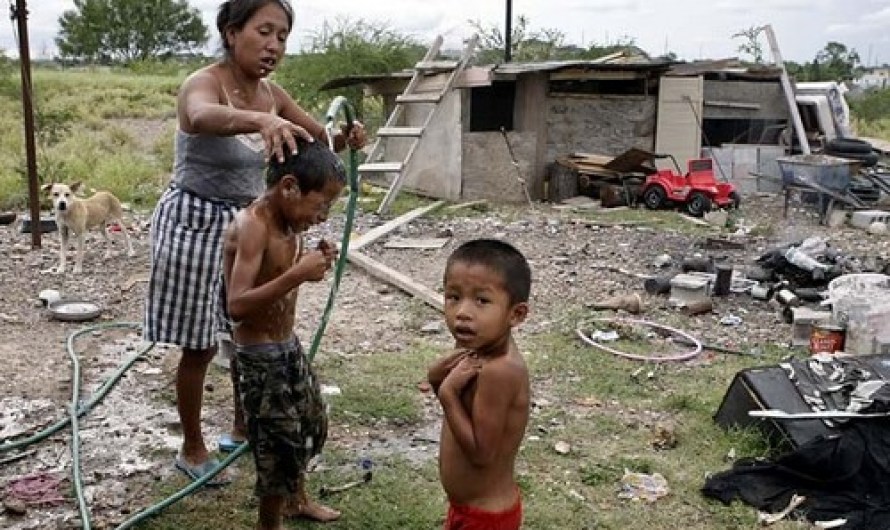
[0,67,182,210]
[319,342,436,426]
[134,327,799,529]
[571,207,720,235]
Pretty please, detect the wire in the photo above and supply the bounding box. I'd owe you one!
[576,317,702,362]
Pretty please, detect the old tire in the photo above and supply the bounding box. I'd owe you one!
[825,138,873,154]
[685,192,712,217]
[643,186,667,210]
[824,149,880,167]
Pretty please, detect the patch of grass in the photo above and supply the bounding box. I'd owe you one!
[318,343,437,426]
[516,329,804,529]
[139,453,445,530]
[0,67,180,210]
[573,207,718,235]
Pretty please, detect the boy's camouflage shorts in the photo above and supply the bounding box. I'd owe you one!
[236,337,328,497]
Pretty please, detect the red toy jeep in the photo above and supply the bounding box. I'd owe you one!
[640,154,740,217]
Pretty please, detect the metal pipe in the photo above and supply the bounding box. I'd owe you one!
[12,0,41,248]
[504,0,512,62]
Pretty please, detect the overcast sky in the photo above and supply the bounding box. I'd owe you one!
[4,0,890,65]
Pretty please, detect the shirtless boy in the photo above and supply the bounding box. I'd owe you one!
[428,239,532,530]
[223,139,344,529]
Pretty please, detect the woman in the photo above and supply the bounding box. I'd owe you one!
[144,0,363,520]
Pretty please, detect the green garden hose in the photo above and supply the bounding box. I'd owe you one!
[309,95,360,361]
[118,97,361,527]
[1,97,361,529]
[0,323,155,455]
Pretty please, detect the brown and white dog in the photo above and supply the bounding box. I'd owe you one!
[42,182,135,273]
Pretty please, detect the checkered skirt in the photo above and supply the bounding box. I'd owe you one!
[143,187,239,349]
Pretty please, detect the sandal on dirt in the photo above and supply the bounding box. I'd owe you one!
[174,454,231,487]
[218,434,247,453]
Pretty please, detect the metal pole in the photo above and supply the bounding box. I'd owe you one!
[13,0,41,248]
[504,0,512,63]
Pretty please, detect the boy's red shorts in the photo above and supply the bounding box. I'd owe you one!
[444,494,522,530]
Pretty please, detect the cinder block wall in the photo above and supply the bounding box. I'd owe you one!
[545,95,658,162]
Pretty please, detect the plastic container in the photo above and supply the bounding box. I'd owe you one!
[776,154,854,191]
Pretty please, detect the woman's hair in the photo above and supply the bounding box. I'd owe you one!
[216,0,294,52]
[266,138,347,192]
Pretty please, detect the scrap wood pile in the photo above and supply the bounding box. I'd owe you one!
[549,148,654,206]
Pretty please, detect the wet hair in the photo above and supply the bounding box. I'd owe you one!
[266,138,347,191]
[445,239,532,304]
[216,0,294,52]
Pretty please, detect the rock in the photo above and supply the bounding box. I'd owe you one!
[869,221,887,235]
[3,498,27,516]
[420,321,442,333]
[553,441,571,455]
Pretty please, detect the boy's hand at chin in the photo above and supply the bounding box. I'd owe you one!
[440,356,482,394]
[290,249,331,282]
[316,239,338,263]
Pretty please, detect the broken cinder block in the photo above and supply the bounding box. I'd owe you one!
[850,210,890,229]
[668,274,710,307]
[789,307,832,347]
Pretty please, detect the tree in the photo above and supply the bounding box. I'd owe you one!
[275,18,424,118]
[56,0,208,63]
[471,16,643,63]
[732,26,765,63]
[813,41,860,80]
[470,15,567,63]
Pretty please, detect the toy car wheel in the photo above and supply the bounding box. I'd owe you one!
[685,192,712,217]
[729,191,741,209]
[643,186,667,210]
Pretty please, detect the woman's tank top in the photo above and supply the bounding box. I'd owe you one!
[172,81,276,205]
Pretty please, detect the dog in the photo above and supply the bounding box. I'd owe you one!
[42,182,135,273]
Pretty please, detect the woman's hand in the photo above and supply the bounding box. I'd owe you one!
[260,115,314,163]
[341,121,368,150]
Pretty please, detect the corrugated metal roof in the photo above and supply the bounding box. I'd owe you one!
[665,59,783,81]
[320,52,674,90]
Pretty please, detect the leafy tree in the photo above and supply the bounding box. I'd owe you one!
[813,41,860,80]
[470,15,567,63]
[56,0,208,63]
[732,26,765,63]
[471,16,641,63]
[275,18,424,119]
[583,36,643,61]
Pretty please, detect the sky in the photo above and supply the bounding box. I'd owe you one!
[3,0,890,65]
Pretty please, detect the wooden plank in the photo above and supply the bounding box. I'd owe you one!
[395,93,442,104]
[347,251,443,312]
[358,162,403,173]
[383,237,450,249]
[416,60,459,70]
[376,126,424,137]
[444,200,488,211]
[349,201,445,251]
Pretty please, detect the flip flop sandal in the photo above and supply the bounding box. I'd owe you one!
[218,434,247,453]
[174,454,231,487]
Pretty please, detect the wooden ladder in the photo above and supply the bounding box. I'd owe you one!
[360,34,479,214]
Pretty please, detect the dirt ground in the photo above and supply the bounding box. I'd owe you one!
[1,183,888,528]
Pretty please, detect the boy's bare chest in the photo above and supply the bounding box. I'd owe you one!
[259,235,299,282]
